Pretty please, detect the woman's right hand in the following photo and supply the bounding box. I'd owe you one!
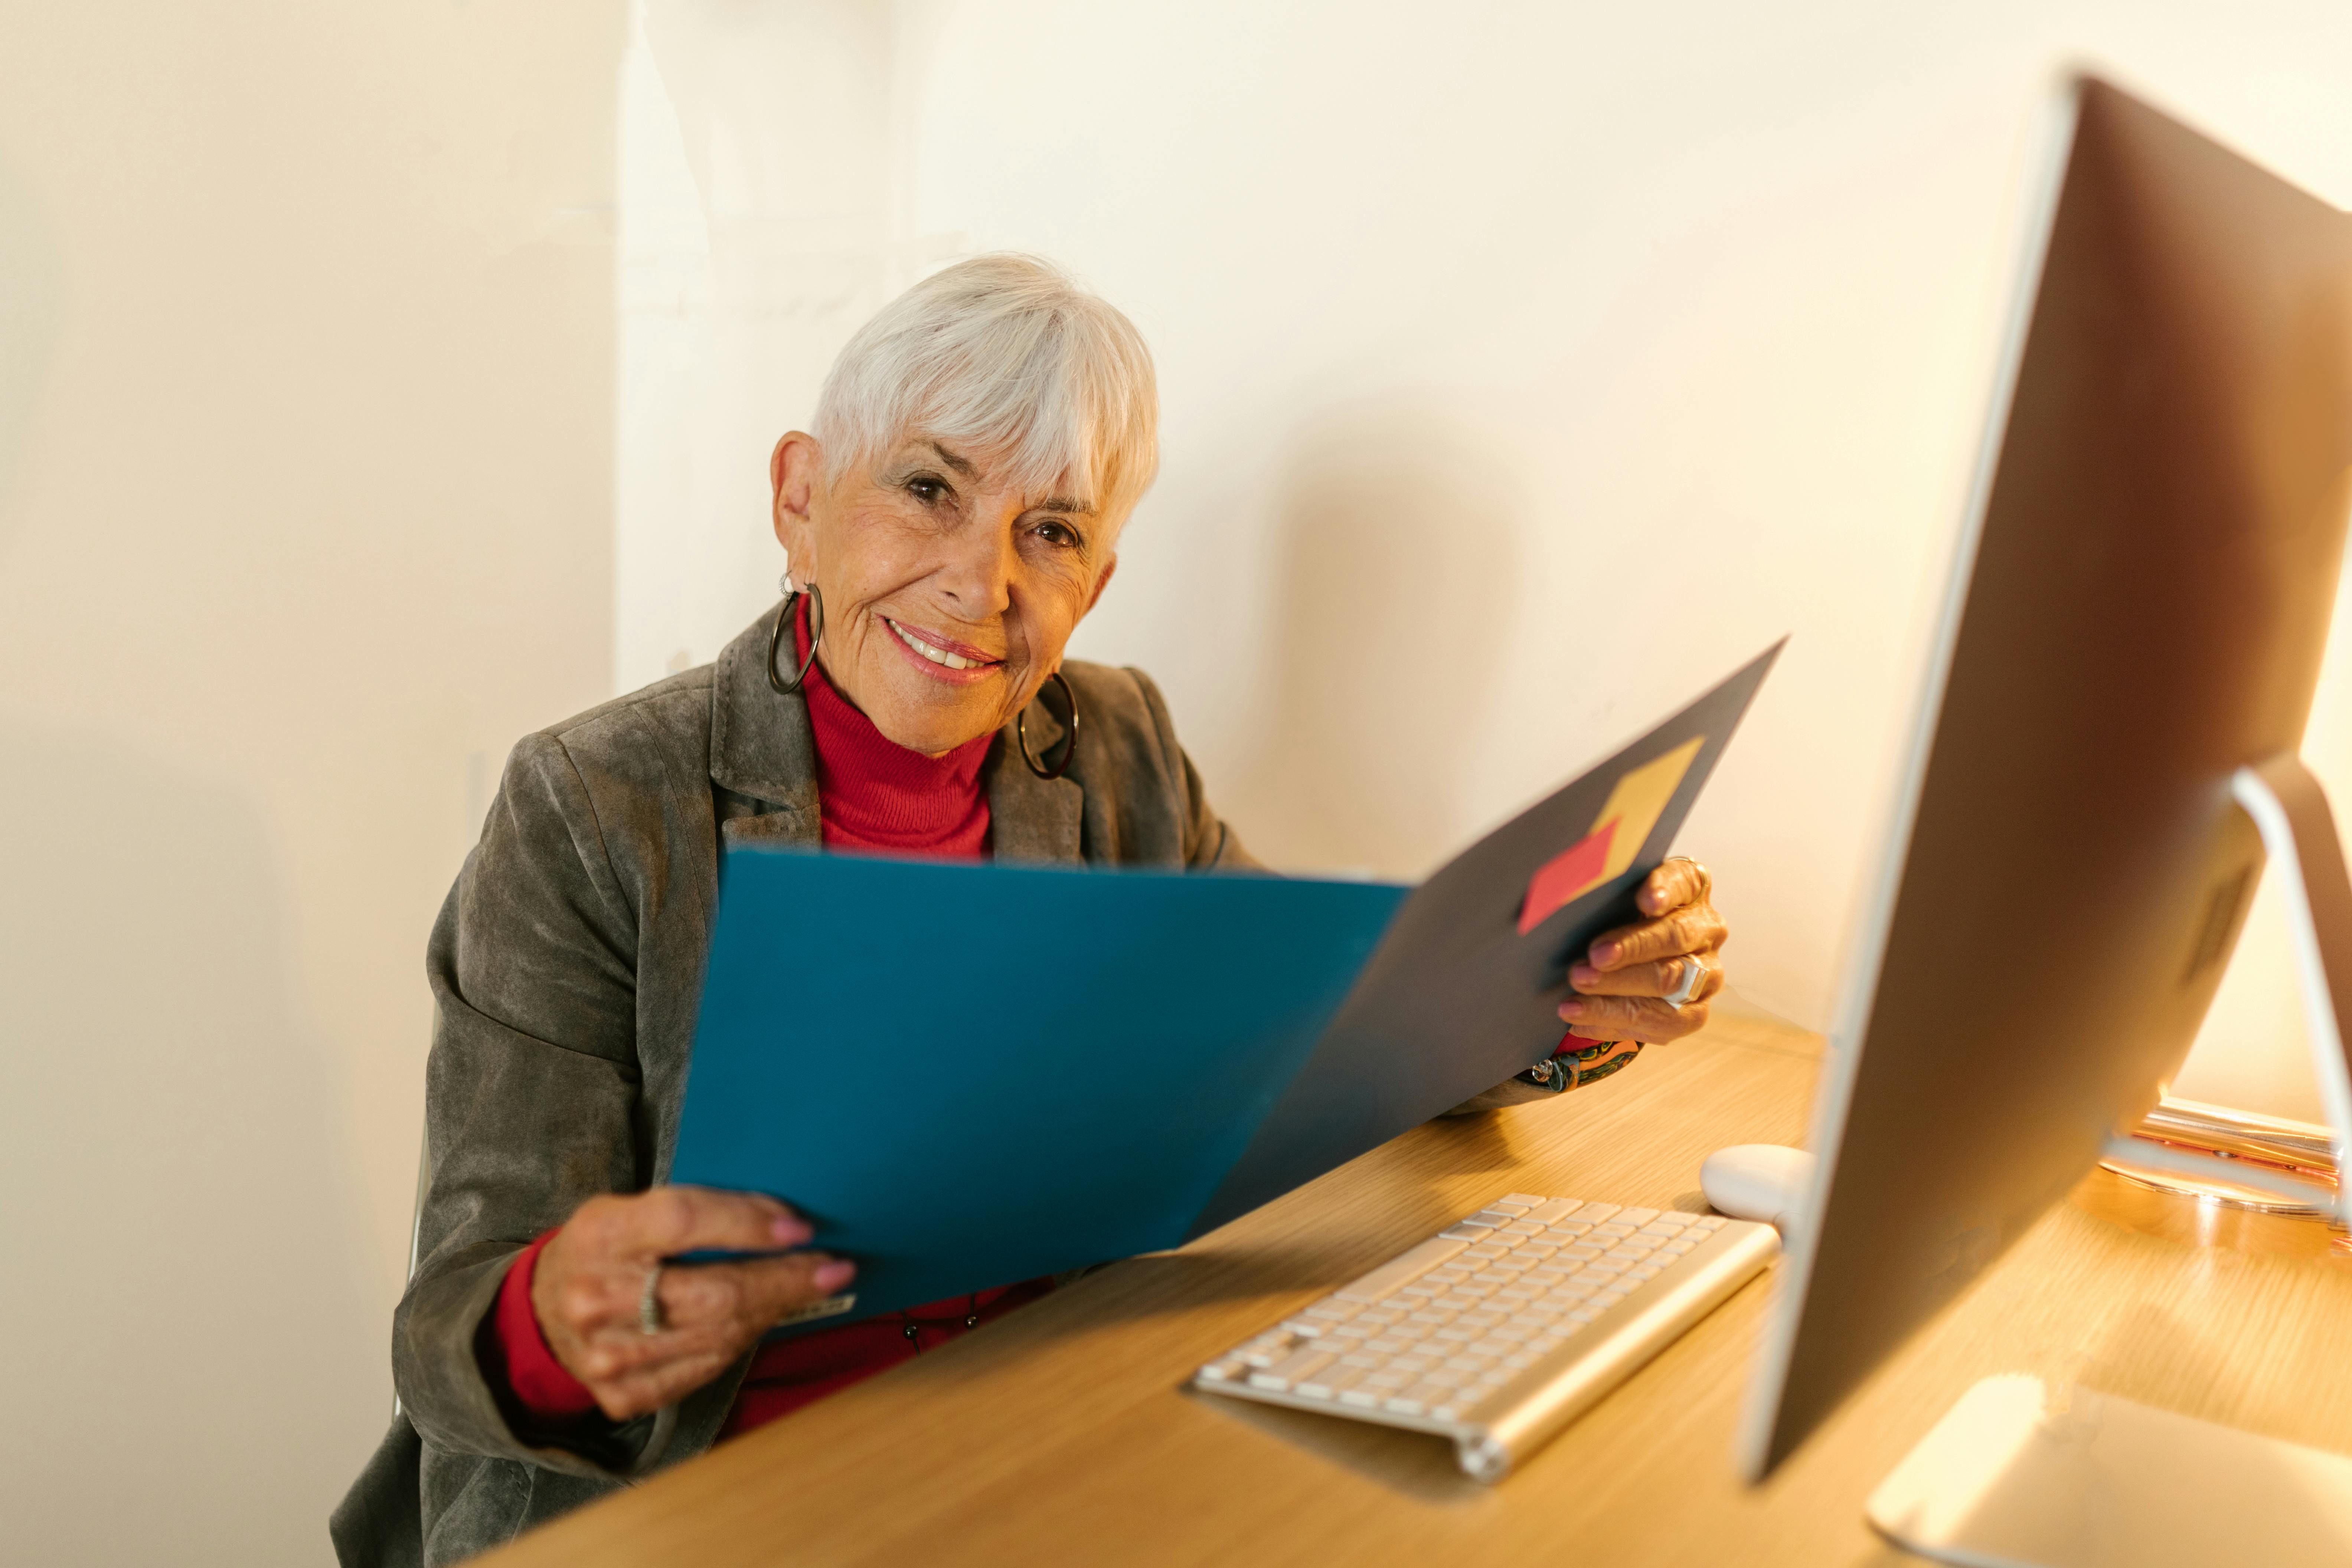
[531,1185,855,1421]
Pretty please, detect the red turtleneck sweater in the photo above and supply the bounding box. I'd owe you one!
[480,600,1051,1437]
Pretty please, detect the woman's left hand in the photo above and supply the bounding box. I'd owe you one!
[1557,857,1728,1045]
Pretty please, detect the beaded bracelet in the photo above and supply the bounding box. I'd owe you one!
[1519,1038,1646,1094]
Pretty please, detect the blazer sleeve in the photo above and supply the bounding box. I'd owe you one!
[390,732,659,1478]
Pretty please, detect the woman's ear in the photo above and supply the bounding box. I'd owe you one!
[770,432,823,572]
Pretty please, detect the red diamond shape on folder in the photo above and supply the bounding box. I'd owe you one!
[1518,819,1617,935]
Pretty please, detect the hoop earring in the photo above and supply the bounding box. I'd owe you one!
[766,578,825,695]
[1016,671,1081,780]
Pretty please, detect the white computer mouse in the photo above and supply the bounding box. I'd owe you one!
[1701,1144,1816,1231]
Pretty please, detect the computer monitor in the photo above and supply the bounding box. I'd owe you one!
[1740,73,2352,1479]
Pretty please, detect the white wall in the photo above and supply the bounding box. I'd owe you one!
[625,0,2352,1122]
[0,4,621,1561]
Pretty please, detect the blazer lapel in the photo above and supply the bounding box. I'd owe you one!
[988,705,1083,865]
[707,602,822,842]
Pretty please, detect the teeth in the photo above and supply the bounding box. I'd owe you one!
[889,618,986,672]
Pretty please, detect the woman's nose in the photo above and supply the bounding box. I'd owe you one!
[934,505,1021,615]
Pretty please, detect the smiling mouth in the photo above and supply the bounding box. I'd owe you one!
[884,617,1002,673]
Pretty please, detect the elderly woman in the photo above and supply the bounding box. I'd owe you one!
[334,255,1729,1564]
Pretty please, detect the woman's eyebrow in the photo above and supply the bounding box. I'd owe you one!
[1036,495,1097,516]
[922,440,979,479]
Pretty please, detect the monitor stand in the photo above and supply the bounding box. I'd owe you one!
[2097,757,2352,1228]
[1867,1374,2352,1564]
[1867,757,2352,1567]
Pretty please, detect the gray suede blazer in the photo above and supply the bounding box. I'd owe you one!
[333,604,1544,1566]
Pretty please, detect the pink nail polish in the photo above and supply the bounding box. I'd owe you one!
[771,1216,810,1244]
[814,1259,856,1293]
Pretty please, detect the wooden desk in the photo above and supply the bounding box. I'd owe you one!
[485,1004,2352,1567]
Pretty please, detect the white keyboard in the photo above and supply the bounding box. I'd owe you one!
[1191,1193,1779,1481]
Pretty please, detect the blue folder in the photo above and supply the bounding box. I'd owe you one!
[669,641,1780,1332]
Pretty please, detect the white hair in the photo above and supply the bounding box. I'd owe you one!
[812,254,1160,524]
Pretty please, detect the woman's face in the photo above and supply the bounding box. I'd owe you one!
[770,430,1120,757]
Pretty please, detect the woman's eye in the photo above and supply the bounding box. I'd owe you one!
[1033,520,1079,549]
[906,477,949,505]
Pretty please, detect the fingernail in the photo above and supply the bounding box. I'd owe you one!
[814,1259,856,1293]
[771,1215,811,1245]
[1592,942,1620,966]
[1568,963,1597,987]
[1559,1000,1585,1019]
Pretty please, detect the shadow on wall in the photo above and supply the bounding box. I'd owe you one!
[1223,405,1526,880]
[0,725,379,1565]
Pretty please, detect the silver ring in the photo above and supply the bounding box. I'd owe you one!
[1663,955,1711,1008]
[638,1264,665,1336]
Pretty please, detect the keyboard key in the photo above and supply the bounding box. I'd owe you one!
[1337,1352,1385,1368]
[1571,1268,1619,1286]
[1422,1268,1470,1285]
[1509,1243,1558,1260]
[1468,1339,1517,1358]
[1483,1201,1532,1216]
[1500,1193,1549,1206]
[1463,1242,1511,1260]
[1386,1380,1457,1415]
[1353,1307,1404,1326]
[1304,1299,1360,1320]
[1198,1358,1247,1382]
[1439,1225,1493,1241]
[1663,1238,1698,1255]
[1335,1237,1470,1302]
[1521,1198,1582,1224]
[1248,1348,1332,1391]
[1458,1310,1506,1328]
[1431,1325,1478,1342]
[1639,1221,1685,1238]
[1442,1355,1496,1373]
[1619,1208,1660,1225]
[1389,1354,1436,1374]
[1297,1363,1366,1399]
[1570,1203,1621,1223]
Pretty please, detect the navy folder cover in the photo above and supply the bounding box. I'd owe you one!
[669,642,1779,1332]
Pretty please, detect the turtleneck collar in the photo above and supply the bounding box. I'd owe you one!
[793,594,992,858]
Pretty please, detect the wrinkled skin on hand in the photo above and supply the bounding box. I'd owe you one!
[531,1186,855,1422]
[1557,857,1728,1046]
